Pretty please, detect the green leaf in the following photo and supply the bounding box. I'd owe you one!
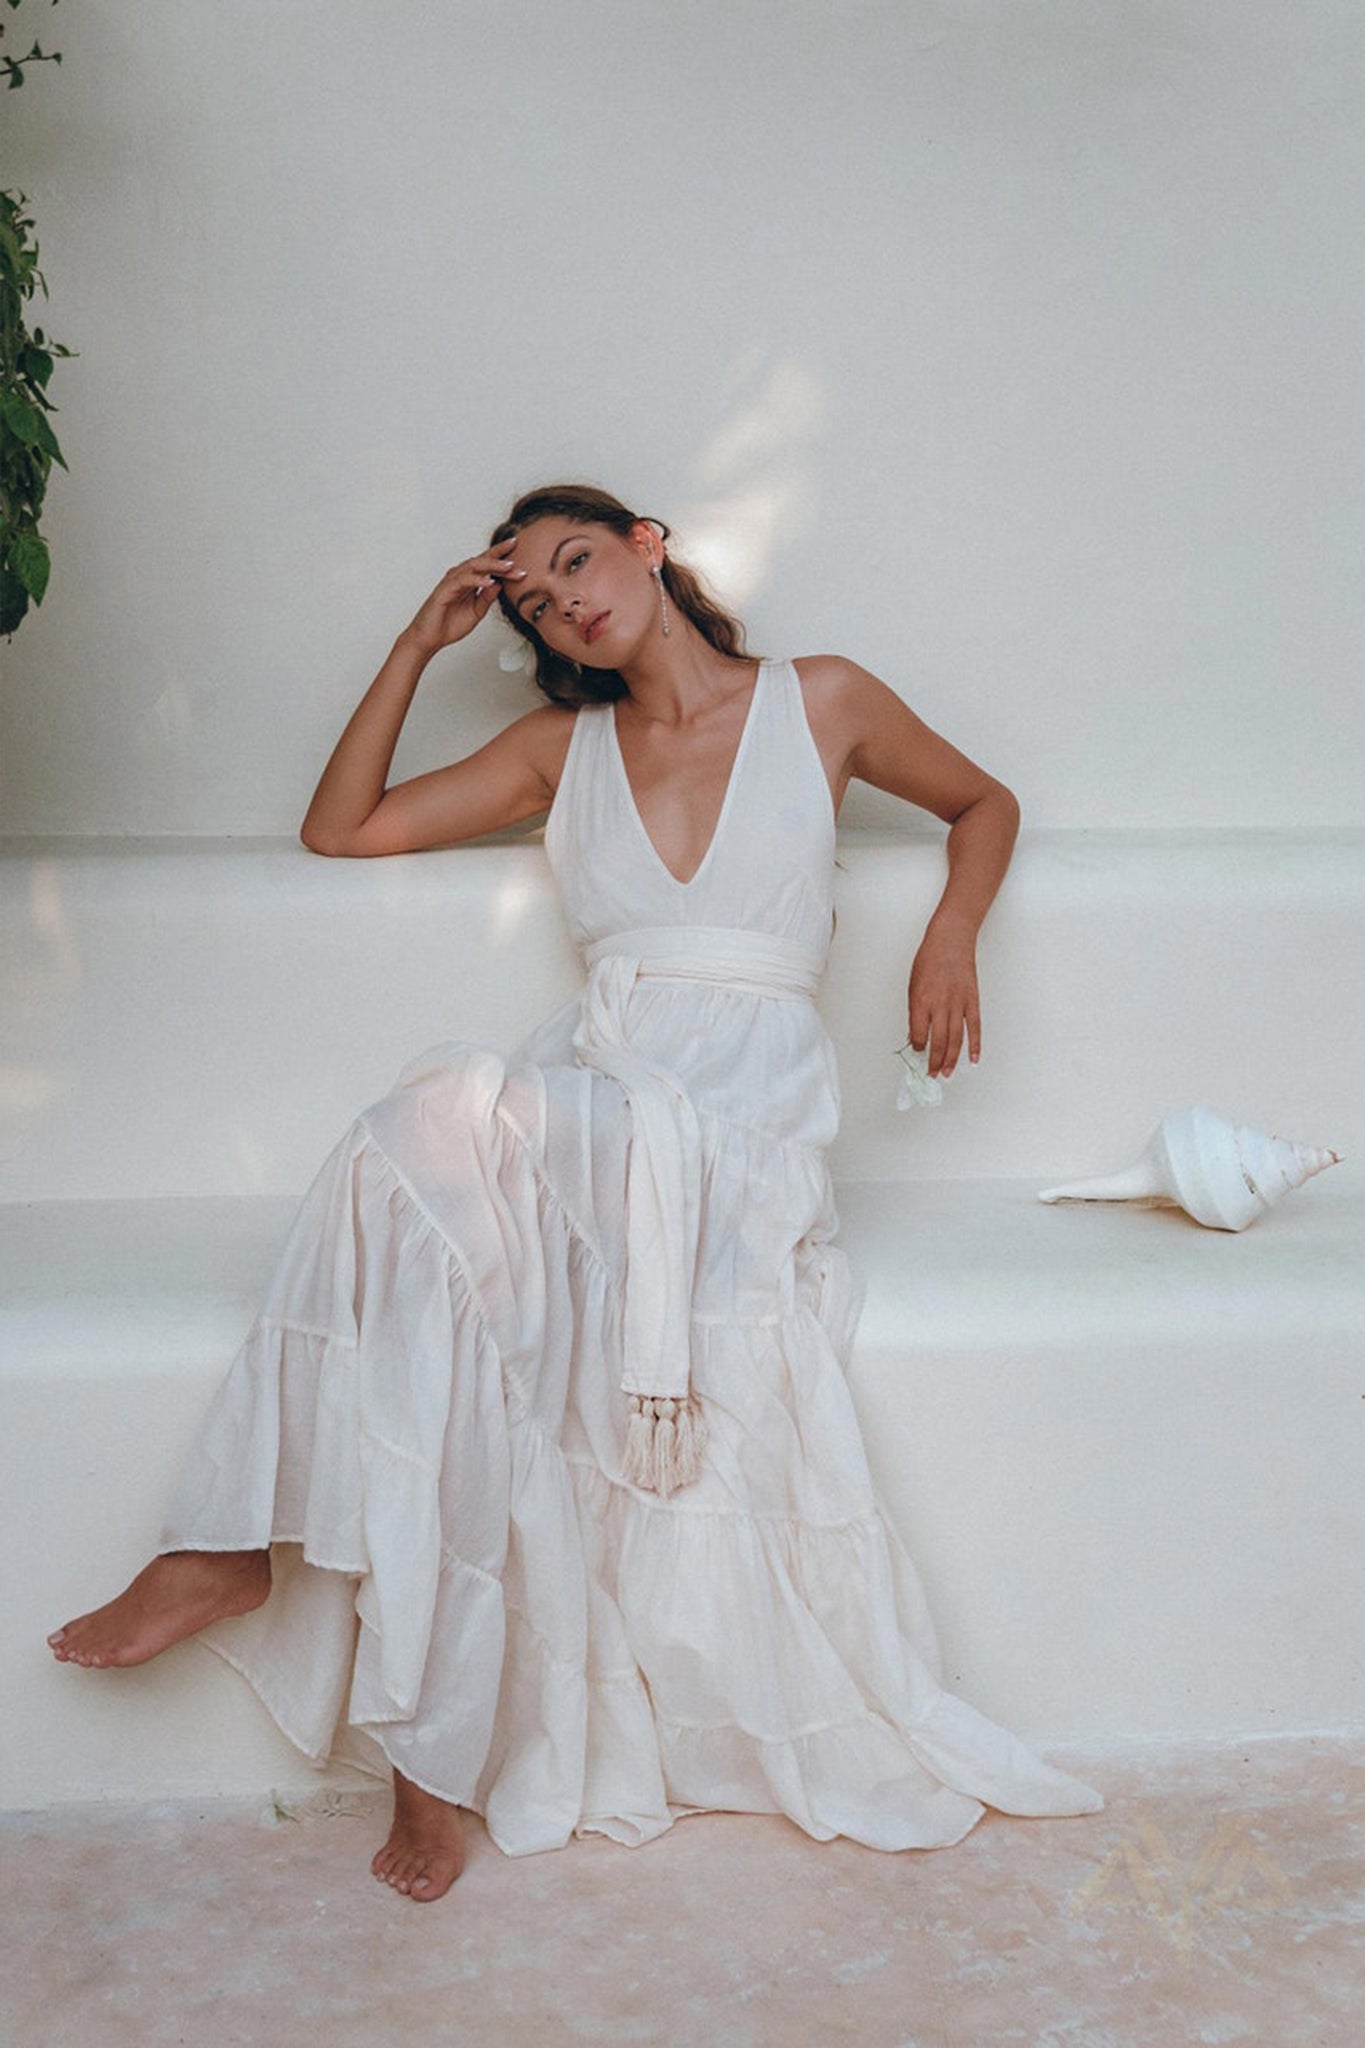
[0,125,70,638]
[0,562,29,637]
[20,343,54,387]
[0,384,61,461]
[11,528,50,602]
[0,388,32,440]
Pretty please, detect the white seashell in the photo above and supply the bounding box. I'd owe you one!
[499,640,534,672]
[1037,1105,1342,1232]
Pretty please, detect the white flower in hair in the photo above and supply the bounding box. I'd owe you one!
[895,1040,945,1111]
[499,639,535,673]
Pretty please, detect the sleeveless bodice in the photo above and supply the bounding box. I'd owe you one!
[544,657,836,960]
[532,656,845,1447]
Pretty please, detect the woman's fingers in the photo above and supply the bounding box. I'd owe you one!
[910,1009,949,1076]
[936,1011,963,1079]
[474,568,525,596]
[404,547,528,654]
[907,998,975,1078]
[401,541,531,655]
[466,548,527,600]
[907,928,982,1077]
[468,544,522,572]
[438,546,523,595]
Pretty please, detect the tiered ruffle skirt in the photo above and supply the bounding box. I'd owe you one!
[159,1042,1103,1856]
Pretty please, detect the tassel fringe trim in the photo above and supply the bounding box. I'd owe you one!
[621,1392,708,1497]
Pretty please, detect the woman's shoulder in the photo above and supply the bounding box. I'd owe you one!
[786,651,876,725]
[788,652,866,690]
[497,699,581,747]
[484,699,582,793]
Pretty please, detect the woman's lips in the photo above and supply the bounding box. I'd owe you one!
[583,611,610,644]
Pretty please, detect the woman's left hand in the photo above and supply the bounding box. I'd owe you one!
[907,913,982,1079]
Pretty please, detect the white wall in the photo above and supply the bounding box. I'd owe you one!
[2,0,1362,835]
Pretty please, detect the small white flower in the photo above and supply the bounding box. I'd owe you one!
[499,639,535,673]
[895,1041,944,1111]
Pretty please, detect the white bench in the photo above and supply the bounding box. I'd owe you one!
[4,829,1361,1805]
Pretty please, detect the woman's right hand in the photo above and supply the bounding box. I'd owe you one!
[398,545,527,659]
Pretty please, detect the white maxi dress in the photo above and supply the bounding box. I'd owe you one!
[158,656,1104,1856]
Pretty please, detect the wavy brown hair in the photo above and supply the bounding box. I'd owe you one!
[488,482,762,707]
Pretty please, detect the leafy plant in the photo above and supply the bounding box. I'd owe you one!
[2,0,74,639]
[2,0,61,90]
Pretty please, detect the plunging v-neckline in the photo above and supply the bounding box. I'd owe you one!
[609,660,769,890]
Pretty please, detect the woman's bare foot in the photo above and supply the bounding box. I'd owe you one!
[46,1549,271,1668]
[371,1769,466,1902]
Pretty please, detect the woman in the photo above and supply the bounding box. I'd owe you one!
[48,481,1103,1902]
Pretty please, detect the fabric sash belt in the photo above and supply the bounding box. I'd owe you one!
[571,925,825,1497]
[584,923,823,1001]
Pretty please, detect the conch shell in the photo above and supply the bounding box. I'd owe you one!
[1037,1105,1342,1232]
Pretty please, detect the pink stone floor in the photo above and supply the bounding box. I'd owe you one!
[3,1731,1361,2047]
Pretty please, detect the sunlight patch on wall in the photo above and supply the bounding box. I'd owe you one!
[489,868,540,946]
[676,357,825,609]
[152,667,194,737]
[18,861,83,1002]
[229,1127,272,1194]
[0,1064,67,1117]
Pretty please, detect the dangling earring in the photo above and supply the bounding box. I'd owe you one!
[651,560,671,637]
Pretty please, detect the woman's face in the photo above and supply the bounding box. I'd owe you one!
[501,515,658,666]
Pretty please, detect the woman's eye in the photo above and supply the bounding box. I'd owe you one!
[529,552,588,624]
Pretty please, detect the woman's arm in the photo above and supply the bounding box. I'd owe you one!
[299,546,572,858]
[796,654,1022,1079]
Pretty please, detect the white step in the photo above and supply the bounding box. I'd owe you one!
[3,829,1361,1198]
[5,1176,1359,1808]
[839,1177,1364,1742]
